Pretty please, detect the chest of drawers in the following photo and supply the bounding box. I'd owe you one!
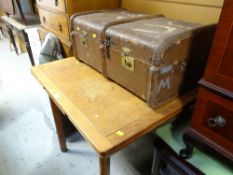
[182,0,233,163]
[37,0,121,57]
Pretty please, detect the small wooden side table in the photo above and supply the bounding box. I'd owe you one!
[2,15,40,65]
[31,57,196,175]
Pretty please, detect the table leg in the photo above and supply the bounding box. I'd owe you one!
[22,30,35,66]
[49,98,67,152]
[15,0,27,25]
[6,25,18,55]
[0,26,3,39]
[99,156,110,175]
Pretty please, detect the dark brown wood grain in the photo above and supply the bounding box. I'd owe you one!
[186,0,233,165]
[191,87,233,155]
[204,0,233,92]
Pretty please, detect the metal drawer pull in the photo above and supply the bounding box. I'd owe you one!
[55,0,59,6]
[207,116,226,128]
[43,17,46,23]
[58,24,63,32]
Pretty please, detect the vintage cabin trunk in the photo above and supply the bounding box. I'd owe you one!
[70,9,151,72]
[105,17,216,108]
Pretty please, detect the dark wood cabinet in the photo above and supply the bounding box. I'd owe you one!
[182,0,233,163]
[204,0,233,92]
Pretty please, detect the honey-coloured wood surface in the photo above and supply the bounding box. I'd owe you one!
[36,0,66,13]
[122,0,223,24]
[38,8,69,40]
[31,57,196,156]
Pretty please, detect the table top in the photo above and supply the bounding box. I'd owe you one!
[1,14,40,30]
[31,57,196,156]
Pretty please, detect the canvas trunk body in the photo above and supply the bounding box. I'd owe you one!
[105,17,216,108]
[70,10,151,72]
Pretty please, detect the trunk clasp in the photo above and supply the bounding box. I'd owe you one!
[80,31,88,48]
[121,47,135,72]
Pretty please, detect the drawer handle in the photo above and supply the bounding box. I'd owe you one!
[55,0,59,6]
[58,24,63,32]
[42,16,46,23]
[207,116,226,128]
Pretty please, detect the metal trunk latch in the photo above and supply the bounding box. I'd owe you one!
[80,31,88,48]
[105,36,111,59]
[121,47,135,72]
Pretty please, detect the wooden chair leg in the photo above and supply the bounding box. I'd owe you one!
[153,136,204,175]
[15,0,27,25]
[6,25,19,55]
[151,148,161,175]
[0,27,3,39]
[99,156,110,175]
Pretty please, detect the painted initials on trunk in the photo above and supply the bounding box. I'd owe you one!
[157,77,171,94]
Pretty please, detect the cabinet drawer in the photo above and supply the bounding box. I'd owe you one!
[37,0,66,13]
[38,27,72,57]
[192,87,233,153]
[38,8,69,40]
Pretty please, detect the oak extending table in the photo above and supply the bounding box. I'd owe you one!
[31,57,196,175]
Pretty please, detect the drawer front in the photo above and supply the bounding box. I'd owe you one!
[38,27,72,57]
[38,8,69,40]
[37,0,66,13]
[192,87,233,152]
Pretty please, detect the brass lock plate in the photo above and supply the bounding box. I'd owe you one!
[121,47,135,72]
[121,55,135,72]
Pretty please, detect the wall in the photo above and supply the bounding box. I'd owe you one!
[122,0,224,24]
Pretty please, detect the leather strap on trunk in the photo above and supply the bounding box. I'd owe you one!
[70,9,126,31]
[70,31,79,59]
[101,14,164,77]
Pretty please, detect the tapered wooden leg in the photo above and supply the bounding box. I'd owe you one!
[99,156,110,175]
[49,98,67,152]
[22,30,35,66]
[6,25,18,55]
[15,0,27,25]
[0,27,3,39]
[151,148,161,175]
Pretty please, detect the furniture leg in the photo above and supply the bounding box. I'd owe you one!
[50,98,67,152]
[179,132,194,159]
[6,25,18,55]
[15,0,27,25]
[29,0,36,13]
[99,156,110,175]
[151,148,162,175]
[22,30,35,66]
[0,26,3,39]
[153,136,205,175]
